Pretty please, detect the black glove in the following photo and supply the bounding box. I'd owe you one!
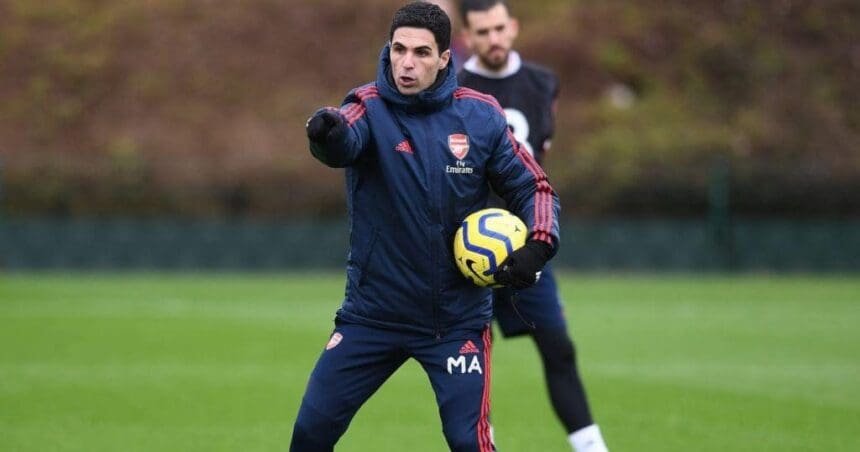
[494,240,554,289]
[306,109,347,144]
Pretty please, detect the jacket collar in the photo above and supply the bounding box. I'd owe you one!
[376,44,457,111]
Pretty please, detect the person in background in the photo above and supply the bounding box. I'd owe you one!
[458,1,609,451]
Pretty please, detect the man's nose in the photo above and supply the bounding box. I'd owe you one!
[402,53,415,69]
[489,30,502,45]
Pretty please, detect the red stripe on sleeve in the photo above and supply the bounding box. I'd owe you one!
[454,92,505,115]
[340,103,359,121]
[342,103,366,126]
[456,86,555,245]
[505,129,554,245]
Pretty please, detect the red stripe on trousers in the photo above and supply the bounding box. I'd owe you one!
[478,326,494,452]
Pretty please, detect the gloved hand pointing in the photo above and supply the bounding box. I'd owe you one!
[306,109,347,144]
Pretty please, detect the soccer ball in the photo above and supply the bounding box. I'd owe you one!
[453,208,527,287]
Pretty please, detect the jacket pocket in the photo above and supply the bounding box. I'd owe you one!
[440,225,457,269]
[347,228,378,288]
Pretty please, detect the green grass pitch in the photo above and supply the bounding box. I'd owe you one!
[1,273,858,451]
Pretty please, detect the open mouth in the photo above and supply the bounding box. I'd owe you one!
[398,76,417,87]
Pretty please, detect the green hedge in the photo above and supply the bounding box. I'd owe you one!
[1,0,857,217]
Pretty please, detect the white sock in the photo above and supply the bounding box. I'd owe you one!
[568,424,608,452]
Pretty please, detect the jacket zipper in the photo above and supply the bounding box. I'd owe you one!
[427,121,442,339]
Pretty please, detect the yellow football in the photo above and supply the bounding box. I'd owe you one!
[453,208,528,287]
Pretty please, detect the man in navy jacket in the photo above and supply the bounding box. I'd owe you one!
[290,3,559,451]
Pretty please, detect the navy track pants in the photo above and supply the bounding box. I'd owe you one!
[290,320,495,451]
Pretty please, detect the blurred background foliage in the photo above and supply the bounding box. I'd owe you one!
[1,0,858,219]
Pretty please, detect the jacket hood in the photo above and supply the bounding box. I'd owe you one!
[376,43,457,111]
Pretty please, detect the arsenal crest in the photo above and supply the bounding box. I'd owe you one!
[448,134,470,160]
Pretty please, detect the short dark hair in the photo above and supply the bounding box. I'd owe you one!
[389,2,451,52]
[459,0,510,27]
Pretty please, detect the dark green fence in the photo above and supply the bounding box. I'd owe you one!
[0,218,858,271]
[557,219,859,271]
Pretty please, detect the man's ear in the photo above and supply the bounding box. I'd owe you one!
[510,18,520,40]
[439,49,451,69]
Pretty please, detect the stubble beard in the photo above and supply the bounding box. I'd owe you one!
[480,49,509,71]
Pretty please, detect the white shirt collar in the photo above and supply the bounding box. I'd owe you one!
[463,50,522,79]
